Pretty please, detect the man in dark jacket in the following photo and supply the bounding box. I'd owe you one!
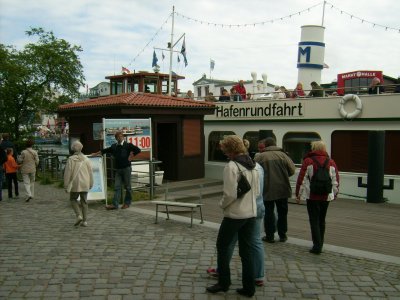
[255,137,296,243]
[308,81,324,97]
[295,140,339,254]
[92,131,141,210]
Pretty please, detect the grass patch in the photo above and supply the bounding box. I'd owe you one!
[40,175,54,185]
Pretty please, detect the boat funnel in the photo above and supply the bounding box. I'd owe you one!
[297,25,325,91]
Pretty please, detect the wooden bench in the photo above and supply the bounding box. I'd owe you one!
[151,200,204,227]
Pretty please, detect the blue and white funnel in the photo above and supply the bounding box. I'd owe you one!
[297,25,325,90]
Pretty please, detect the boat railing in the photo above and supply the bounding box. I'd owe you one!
[193,83,400,101]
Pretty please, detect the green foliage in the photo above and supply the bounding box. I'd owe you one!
[40,175,54,185]
[0,27,85,139]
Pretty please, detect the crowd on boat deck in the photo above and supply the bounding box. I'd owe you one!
[187,76,400,102]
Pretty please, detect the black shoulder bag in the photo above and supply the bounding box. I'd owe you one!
[234,162,251,199]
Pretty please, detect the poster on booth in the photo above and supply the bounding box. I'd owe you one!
[102,118,152,155]
[87,155,106,201]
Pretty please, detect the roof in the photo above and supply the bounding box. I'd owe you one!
[58,92,216,112]
[106,71,184,80]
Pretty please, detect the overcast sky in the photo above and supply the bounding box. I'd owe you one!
[1,0,399,93]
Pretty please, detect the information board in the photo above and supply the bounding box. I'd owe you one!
[87,156,106,201]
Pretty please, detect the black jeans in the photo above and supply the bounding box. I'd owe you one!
[6,172,19,198]
[217,217,256,295]
[306,200,330,251]
[263,198,288,240]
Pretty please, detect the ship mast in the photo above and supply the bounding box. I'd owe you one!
[168,6,175,96]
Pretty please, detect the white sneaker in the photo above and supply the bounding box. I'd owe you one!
[74,215,83,226]
[81,221,88,227]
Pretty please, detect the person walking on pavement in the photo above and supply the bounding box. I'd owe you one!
[3,148,20,199]
[64,141,94,227]
[255,137,296,243]
[92,131,141,210]
[295,140,339,254]
[206,135,259,298]
[206,139,265,287]
[18,139,39,202]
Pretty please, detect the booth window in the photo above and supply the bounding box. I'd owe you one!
[144,78,158,93]
[127,78,139,93]
[111,81,123,95]
[183,119,201,156]
[208,131,235,162]
[283,132,321,164]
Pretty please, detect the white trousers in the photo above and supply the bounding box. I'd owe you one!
[22,173,35,198]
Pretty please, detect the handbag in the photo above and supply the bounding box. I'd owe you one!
[234,162,251,198]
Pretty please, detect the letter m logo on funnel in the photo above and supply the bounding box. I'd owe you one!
[298,46,311,63]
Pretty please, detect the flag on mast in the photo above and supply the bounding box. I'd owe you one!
[121,66,130,74]
[180,37,188,67]
[210,59,215,71]
[152,50,158,67]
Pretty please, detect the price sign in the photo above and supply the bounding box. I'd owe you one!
[126,135,152,150]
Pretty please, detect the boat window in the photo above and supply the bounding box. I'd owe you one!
[243,131,264,159]
[332,130,400,175]
[208,131,235,162]
[283,132,321,164]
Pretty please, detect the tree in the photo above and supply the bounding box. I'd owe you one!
[0,27,85,139]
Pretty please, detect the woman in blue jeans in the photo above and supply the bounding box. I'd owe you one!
[207,151,265,286]
[206,135,260,297]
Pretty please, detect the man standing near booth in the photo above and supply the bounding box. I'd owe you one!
[92,131,141,210]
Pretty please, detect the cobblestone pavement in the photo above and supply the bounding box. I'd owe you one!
[1,184,399,299]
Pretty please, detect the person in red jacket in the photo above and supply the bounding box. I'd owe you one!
[234,80,247,100]
[295,140,339,254]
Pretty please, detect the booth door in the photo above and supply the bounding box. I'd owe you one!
[156,123,178,180]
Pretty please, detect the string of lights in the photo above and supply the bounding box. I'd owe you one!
[127,2,399,68]
[127,14,172,68]
[175,2,323,28]
[175,2,399,33]
[325,1,400,33]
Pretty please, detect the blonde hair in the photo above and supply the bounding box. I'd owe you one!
[311,140,326,152]
[220,135,247,155]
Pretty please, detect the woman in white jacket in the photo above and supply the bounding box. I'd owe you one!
[19,139,39,202]
[64,141,93,227]
[206,135,259,298]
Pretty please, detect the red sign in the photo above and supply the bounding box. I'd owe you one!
[337,70,383,95]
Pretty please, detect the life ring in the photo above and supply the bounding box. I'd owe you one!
[338,94,362,119]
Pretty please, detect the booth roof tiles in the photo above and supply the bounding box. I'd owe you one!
[58,92,215,111]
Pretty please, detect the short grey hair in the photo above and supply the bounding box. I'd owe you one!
[71,141,83,152]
